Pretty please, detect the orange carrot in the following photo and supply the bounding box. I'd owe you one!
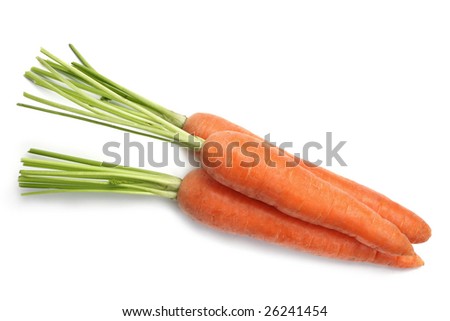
[21,46,430,244]
[200,131,414,256]
[184,112,431,243]
[20,150,422,268]
[179,169,422,268]
[19,46,429,250]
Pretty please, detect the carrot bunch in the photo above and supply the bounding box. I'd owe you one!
[18,45,431,268]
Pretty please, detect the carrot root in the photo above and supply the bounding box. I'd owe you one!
[199,131,414,256]
[178,169,421,268]
[183,112,431,243]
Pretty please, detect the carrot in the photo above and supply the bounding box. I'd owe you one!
[179,169,422,268]
[19,150,423,268]
[18,46,430,251]
[183,112,257,138]
[200,131,414,256]
[184,113,431,243]
[19,46,431,244]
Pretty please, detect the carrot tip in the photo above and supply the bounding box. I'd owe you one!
[415,255,425,267]
[411,226,432,244]
[396,254,424,268]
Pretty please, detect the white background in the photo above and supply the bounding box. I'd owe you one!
[1,1,449,320]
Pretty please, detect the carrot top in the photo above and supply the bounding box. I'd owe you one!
[19,45,202,149]
[19,148,180,198]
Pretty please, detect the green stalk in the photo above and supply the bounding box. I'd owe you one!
[71,62,186,126]
[40,49,180,132]
[22,189,166,197]
[21,159,180,190]
[22,92,166,133]
[17,103,172,143]
[20,45,204,150]
[19,149,181,199]
[24,71,176,140]
[69,43,93,69]
[35,59,161,127]
[24,76,159,126]
[30,67,109,98]
[67,44,186,126]
[27,148,177,178]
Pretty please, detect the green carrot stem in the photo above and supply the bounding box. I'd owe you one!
[20,46,205,149]
[19,149,182,198]
[30,67,108,97]
[20,167,180,191]
[69,43,94,69]
[27,148,176,177]
[72,62,186,126]
[33,60,161,127]
[25,76,160,127]
[17,103,172,143]
[41,48,181,132]
[67,44,186,126]
[21,92,167,133]
[21,189,170,197]
[24,71,176,140]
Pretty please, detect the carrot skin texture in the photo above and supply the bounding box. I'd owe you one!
[200,131,414,256]
[183,113,431,243]
[177,169,422,268]
[183,112,256,139]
